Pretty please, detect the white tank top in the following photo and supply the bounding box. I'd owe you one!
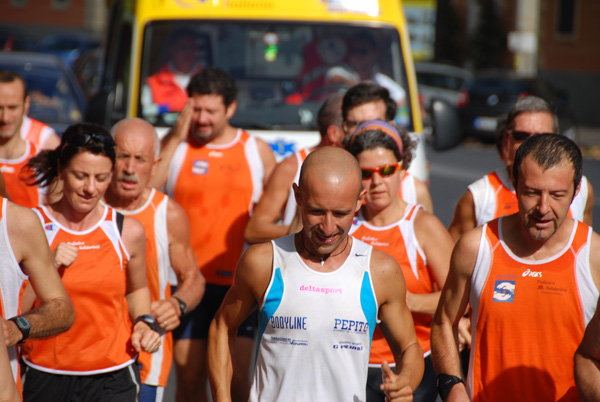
[0,198,28,380]
[249,234,378,402]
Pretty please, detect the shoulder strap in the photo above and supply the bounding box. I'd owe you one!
[116,212,124,234]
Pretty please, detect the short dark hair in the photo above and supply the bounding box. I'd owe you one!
[342,83,396,121]
[27,123,115,188]
[0,70,27,98]
[513,134,582,195]
[316,91,344,137]
[343,120,415,170]
[186,67,237,107]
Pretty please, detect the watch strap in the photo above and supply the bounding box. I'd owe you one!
[134,314,158,332]
[173,296,188,316]
[437,373,464,401]
[9,316,31,344]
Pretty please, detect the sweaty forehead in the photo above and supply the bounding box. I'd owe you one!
[513,112,554,133]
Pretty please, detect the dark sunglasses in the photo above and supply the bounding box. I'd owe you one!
[360,162,402,179]
[508,130,556,142]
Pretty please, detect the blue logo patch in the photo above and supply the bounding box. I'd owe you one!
[44,223,56,231]
[493,280,515,303]
[192,160,208,175]
[269,139,295,158]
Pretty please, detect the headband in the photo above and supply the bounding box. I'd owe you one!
[349,120,403,155]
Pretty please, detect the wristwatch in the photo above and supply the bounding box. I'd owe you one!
[134,314,159,332]
[173,296,188,316]
[9,315,31,344]
[437,373,464,401]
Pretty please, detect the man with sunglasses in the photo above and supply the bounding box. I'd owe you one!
[448,95,594,241]
[432,134,600,402]
[342,83,434,213]
[209,146,424,402]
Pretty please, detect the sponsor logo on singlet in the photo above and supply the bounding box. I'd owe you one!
[333,341,364,351]
[522,268,543,278]
[333,318,369,333]
[44,223,56,231]
[0,166,15,174]
[299,284,342,295]
[493,280,515,302]
[68,241,100,250]
[270,315,307,330]
[192,160,208,175]
[208,150,223,158]
[360,235,389,247]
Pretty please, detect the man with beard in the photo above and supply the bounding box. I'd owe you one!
[104,118,205,402]
[208,146,424,402]
[149,67,276,401]
[431,134,600,402]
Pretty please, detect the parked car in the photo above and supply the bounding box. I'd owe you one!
[35,32,100,69]
[415,62,472,150]
[73,47,103,101]
[0,51,87,135]
[458,71,578,142]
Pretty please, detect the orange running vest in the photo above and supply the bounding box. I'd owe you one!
[22,206,136,374]
[166,129,264,285]
[115,190,173,387]
[468,218,597,401]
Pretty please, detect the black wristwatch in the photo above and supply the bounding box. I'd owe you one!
[9,315,31,344]
[437,373,464,401]
[173,296,188,316]
[134,314,159,332]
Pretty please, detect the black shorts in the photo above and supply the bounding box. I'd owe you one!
[171,283,257,340]
[23,363,141,402]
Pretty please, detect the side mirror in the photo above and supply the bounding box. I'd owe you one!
[429,98,463,151]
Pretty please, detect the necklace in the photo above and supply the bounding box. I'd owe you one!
[300,232,350,267]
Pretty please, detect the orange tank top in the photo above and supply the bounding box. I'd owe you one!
[469,218,596,401]
[22,206,135,375]
[350,205,435,364]
[0,141,40,208]
[115,189,172,386]
[166,130,264,285]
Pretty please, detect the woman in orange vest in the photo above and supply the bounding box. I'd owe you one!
[345,120,454,402]
[20,123,161,402]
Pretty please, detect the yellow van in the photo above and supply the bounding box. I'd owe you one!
[89,0,429,180]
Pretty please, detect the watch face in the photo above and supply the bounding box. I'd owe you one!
[15,316,30,330]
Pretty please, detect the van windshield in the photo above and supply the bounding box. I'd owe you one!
[138,20,412,131]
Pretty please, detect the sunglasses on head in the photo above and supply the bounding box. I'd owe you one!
[508,130,557,142]
[360,162,402,179]
[68,132,113,147]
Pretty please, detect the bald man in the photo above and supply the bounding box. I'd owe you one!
[208,146,424,402]
[104,118,205,402]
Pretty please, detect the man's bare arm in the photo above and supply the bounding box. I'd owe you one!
[4,202,74,346]
[151,199,205,332]
[244,155,299,244]
[583,180,594,227]
[371,249,424,398]
[208,243,273,402]
[430,228,481,401]
[148,100,192,189]
[575,296,600,402]
[448,190,477,242]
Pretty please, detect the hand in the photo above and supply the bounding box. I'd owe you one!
[131,322,161,353]
[172,99,193,143]
[53,242,78,269]
[458,316,472,351]
[1,319,21,347]
[380,361,413,402]
[151,298,181,331]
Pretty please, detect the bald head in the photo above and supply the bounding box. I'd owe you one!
[111,118,160,158]
[299,146,362,198]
